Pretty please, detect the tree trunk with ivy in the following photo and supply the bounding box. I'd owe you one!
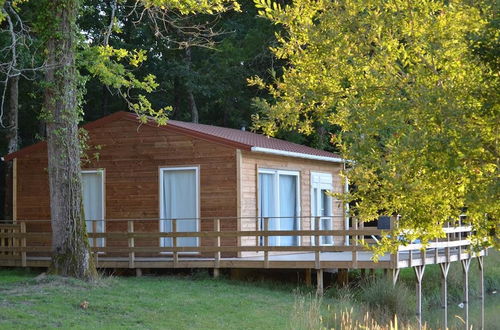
[44,0,96,279]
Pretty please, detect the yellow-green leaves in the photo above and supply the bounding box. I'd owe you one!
[141,0,240,15]
[82,45,170,121]
[253,0,499,251]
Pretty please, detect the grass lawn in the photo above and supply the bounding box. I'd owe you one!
[0,250,498,329]
[0,270,300,329]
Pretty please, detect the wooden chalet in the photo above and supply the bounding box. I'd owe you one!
[0,111,488,328]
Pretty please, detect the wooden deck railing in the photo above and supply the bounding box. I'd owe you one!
[0,217,482,270]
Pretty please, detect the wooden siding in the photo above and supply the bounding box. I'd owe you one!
[239,151,345,253]
[15,117,238,256]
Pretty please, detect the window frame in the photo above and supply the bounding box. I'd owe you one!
[158,166,201,250]
[310,171,334,246]
[257,168,301,246]
[81,169,106,249]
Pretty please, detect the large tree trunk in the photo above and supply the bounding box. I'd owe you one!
[44,0,96,279]
[184,47,199,123]
[3,73,19,221]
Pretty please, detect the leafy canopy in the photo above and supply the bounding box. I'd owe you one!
[251,0,499,251]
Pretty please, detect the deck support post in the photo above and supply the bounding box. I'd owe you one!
[135,268,142,277]
[478,256,484,330]
[461,258,471,330]
[213,268,220,278]
[305,269,312,287]
[337,268,349,286]
[316,269,324,296]
[391,268,400,287]
[439,262,450,330]
[414,265,425,330]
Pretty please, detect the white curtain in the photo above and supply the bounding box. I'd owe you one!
[82,172,104,247]
[259,173,277,245]
[162,169,197,247]
[279,175,298,246]
[259,172,298,246]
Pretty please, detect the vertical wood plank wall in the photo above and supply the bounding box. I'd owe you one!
[15,117,238,256]
[239,151,344,256]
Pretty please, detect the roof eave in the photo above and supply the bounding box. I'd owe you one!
[250,146,345,163]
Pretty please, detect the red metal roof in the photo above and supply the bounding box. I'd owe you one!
[3,111,342,162]
[166,119,341,159]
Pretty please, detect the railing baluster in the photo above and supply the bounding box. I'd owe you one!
[255,218,260,248]
[264,217,269,268]
[20,221,26,267]
[128,220,135,269]
[0,227,4,256]
[315,216,320,269]
[92,220,97,249]
[214,218,220,270]
[172,219,178,267]
[352,217,358,268]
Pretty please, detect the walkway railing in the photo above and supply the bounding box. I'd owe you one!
[0,217,480,271]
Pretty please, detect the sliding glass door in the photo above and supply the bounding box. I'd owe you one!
[160,167,199,248]
[259,169,300,246]
[82,170,105,248]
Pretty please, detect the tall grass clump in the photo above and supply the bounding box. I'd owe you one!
[290,293,323,330]
[291,296,424,330]
[357,277,416,322]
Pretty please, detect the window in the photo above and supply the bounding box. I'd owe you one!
[159,167,199,248]
[311,172,333,245]
[82,170,105,248]
[258,169,300,246]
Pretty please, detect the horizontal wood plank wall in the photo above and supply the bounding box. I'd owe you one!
[239,151,344,256]
[15,117,238,257]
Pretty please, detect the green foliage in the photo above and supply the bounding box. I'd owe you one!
[251,0,499,250]
[80,44,172,121]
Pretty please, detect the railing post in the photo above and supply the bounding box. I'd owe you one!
[352,217,358,269]
[20,221,26,267]
[314,216,320,269]
[264,217,269,268]
[92,220,98,264]
[172,219,178,267]
[128,221,135,269]
[0,227,4,256]
[255,218,260,247]
[213,218,220,277]
[92,220,97,249]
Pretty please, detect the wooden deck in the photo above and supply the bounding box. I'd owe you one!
[1,217,487,329]
[0,217,483,271]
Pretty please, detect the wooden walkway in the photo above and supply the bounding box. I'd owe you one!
[0,218,488,329]
[0,218,483,270]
